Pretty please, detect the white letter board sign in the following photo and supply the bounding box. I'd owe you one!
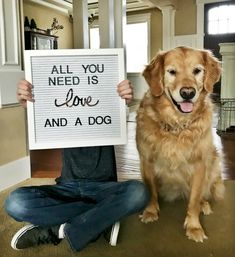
[24,48,127,150]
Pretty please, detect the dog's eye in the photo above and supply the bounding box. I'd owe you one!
[193,68,201,75]
[167,69,176,75]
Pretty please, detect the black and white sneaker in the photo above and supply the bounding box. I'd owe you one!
[104,221,120,246]
[109,221,120,246]
[11,224,61,250]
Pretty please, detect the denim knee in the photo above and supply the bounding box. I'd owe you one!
[4,188,29,221]
[122,180,149,214]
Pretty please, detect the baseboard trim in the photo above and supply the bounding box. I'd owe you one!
[0,156,31,192]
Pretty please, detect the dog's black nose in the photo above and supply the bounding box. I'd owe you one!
[180,87,196,100]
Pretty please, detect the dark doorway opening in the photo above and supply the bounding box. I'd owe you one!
[204,0,235,100]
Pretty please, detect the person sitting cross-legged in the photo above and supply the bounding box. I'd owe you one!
[4,79,149,252]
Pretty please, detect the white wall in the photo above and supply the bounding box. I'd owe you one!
[220,43,235,99]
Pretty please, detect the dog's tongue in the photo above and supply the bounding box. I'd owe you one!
[179,102,193,113]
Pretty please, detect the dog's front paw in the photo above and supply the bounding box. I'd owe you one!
[139,209,159,223]
[184,217,208,242]
[185,226,208,242]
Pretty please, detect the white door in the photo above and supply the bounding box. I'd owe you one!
[0,0,30,191]
[0,0,24,107]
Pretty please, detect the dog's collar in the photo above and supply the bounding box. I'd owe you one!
[159,121,190,133]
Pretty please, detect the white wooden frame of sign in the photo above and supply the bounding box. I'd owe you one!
[24,48,126,150]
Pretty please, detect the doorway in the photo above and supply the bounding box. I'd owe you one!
[204,1,235,100]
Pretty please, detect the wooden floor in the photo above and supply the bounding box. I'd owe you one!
[31,108,235,180]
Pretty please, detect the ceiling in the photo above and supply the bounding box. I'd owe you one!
[88,0,156,14]
[34,0,177,16]
[57,0,157,13]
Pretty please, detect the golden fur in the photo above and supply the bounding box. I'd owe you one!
[136,46,225,242]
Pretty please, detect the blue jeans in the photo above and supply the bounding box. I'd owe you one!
[4,180,149,251]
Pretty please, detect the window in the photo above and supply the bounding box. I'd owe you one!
[90,27,100,49]
[125,21,149,72]
[208,4,235,34]
[89,14,150,72]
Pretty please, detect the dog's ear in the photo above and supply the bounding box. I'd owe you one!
[203,50,221,93]
[142,51,165,96]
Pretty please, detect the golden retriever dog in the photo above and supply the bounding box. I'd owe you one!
[136,46,225,242]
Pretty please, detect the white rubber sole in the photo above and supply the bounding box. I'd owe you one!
[11,224,36,250]
[109,221,120,246]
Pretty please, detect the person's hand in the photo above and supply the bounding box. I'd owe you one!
[17,80,34,108]
[117,79,133,105]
